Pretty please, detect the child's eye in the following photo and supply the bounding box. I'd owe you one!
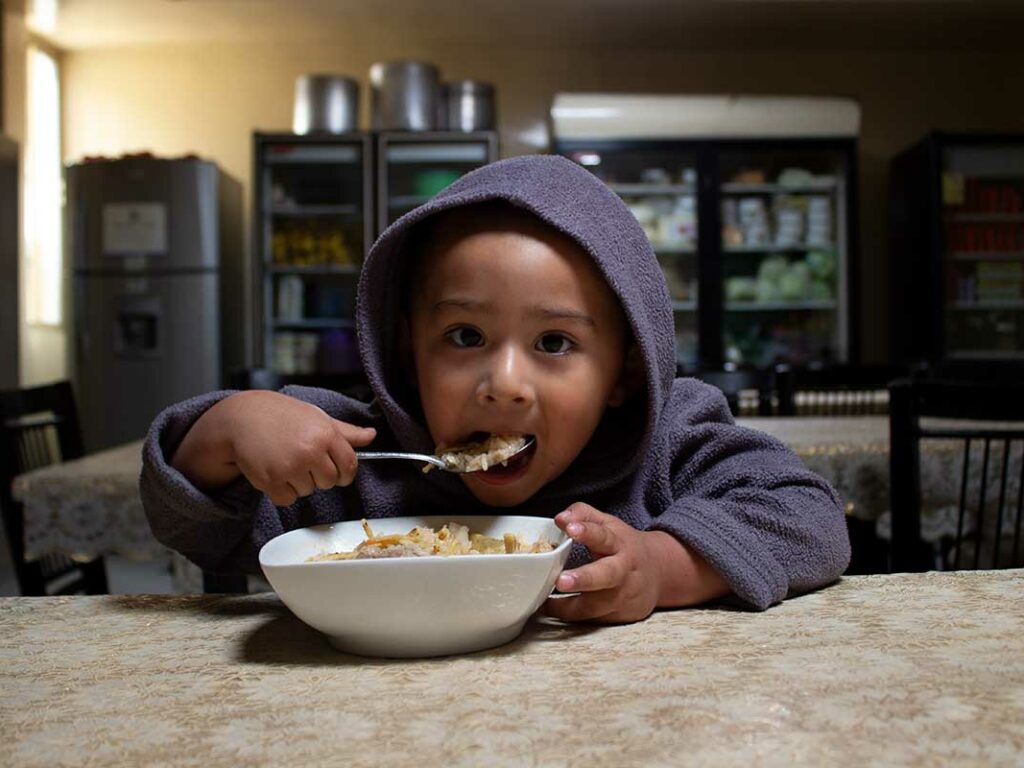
[536,333,575,355]
[445,326,484,348]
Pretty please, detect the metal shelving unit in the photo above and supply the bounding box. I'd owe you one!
[376,131,498,235]
[253,132,373,376]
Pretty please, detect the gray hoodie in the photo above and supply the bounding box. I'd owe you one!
[140,154,850,609]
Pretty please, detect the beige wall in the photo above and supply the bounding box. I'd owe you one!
[58,40,1024,364]
[3,3,66,387]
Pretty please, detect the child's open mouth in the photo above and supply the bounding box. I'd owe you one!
[472,433,537,485]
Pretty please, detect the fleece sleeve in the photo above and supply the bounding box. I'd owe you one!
[139,387,372,574]
[650,380,851,610]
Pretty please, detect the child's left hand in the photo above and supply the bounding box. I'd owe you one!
[541,502,729,624]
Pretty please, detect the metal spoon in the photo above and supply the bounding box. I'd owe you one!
[356,437,536,474]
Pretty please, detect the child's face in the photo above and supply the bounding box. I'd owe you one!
[409,222,629,507]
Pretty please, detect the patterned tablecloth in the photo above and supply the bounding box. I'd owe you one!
[1,570,1022,767]
[11,418,1020,577]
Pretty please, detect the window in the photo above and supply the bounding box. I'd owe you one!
[24,44,62,326]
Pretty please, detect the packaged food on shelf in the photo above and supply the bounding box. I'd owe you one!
[276,275,305,321]
[658,196,697,247]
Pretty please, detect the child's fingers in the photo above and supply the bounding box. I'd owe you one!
[310,453,340,490]
[336,422,376,447]
[556,556,627,593]
[561,517,622,558]
[266,484,298,508]
[542,590,617,623]
[555,502,611,527]
[326,435,359,486]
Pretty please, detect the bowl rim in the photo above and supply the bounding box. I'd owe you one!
[259,514,571,569]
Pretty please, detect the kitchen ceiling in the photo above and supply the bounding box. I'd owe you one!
[29,0,1024,51]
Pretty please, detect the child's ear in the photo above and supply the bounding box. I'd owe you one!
[608,343,643,407]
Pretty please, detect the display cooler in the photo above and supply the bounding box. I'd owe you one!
[890,132,1024,371]
[552,94,861,371]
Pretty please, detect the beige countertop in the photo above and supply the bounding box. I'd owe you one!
[2,569,1022,767]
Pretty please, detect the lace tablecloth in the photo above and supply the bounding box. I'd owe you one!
[743,416,1024,544]
[1,570,1021,767]
[11,441,202,592]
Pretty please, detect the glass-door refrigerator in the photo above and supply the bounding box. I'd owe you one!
[553,95,859,371]
[252,132,373,377]
[558,144,701,369]
[376,131,498,235]
[890,132,1024,370]
[716,142,854,368]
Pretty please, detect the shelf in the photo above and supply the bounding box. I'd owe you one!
[726,300,837,312]
[949,300,1024,310]
[264,145,360,164]
[671,300,698,312]
[721,180,838,194]
[267,264,361,275]
[272,318,356,330]
[268,204,359,216]
[609,183,695,196]
[947,213,1024,223]
[947,349,1024,361]
[386,144,489,164]
[654,244,697,255]
[723,244,836,254]
[389,195,432,208]
[948,251,1024,261]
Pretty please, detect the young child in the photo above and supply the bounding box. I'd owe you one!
[141,154,849,621]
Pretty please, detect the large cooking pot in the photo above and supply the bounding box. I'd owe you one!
[369,60,440,131]
[440,80,496,132]
[293,74,359,134]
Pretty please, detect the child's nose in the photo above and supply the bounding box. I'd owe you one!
[478,346,534,406]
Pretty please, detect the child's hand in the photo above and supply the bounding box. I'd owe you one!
[171,390,376,506]
[542,503,729,624]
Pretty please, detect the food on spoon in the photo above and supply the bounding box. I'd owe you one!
[307,519,555,561]
[422,433,529,474]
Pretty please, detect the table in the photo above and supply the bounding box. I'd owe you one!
[11,440,202,592]
[1,570,1021,766]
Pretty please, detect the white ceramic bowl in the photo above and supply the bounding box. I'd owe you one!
[259,515,571,658]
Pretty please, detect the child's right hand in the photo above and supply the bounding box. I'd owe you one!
[171,390,377,506]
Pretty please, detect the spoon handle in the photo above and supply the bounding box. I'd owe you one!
[355,451,447,470]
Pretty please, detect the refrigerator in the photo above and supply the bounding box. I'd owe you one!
[890,132,1024,370]
[65,156,245,451]
[0,136,17,389]
[552,94,860,371]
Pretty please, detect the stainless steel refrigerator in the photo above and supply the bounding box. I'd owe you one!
[65,156,245,451]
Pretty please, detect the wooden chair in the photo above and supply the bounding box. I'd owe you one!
[691,367,776,417]
[889,378,1024,573]
[775,364,916,416]
[0,381,109,595]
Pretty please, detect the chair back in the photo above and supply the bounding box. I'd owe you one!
[693,368,775,417]
[776,364,913,416]
[0,381,107,595]
[889,378,1024,572]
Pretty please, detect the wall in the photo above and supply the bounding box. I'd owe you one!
[3,2,66,386]
[58,40,1024,363]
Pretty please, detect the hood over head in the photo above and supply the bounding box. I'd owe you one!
[356,154,675,502]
